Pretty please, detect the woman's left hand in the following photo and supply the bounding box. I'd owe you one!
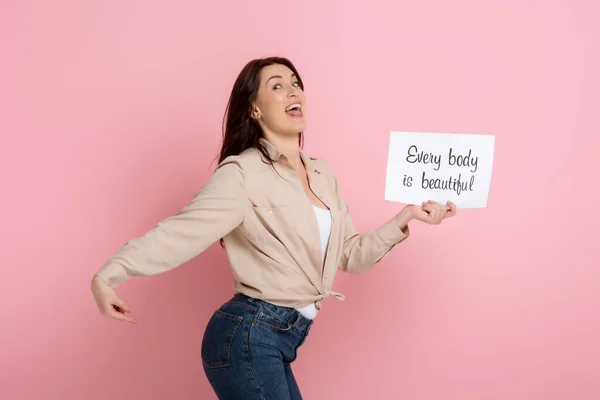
[396,200,457,229]
[415,200,457,225]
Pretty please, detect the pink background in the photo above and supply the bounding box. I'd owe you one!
[2,1,599,399]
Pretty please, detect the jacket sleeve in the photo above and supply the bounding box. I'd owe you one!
[94,158,246,288]
[331,168,409,274]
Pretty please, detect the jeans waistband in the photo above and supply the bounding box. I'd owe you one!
[231,293,313,332]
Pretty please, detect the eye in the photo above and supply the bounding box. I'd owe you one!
[273,83,282,90]
[292,81,300,88]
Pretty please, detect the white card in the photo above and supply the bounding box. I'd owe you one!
[384,131,495,208]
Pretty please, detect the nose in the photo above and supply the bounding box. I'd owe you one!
[287,83,300,97]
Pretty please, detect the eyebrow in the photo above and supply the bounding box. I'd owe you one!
[266,73,297,85]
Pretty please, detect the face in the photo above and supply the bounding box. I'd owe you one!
[251,64,306,138]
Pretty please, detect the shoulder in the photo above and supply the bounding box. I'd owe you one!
[312,157,334,173]
[311,157,340,186]
[216,147,271,176]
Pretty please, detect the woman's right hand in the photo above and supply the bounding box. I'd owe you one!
[91,276,137,323]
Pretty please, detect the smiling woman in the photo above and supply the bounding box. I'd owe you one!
[218,58,307,169]
[90,56,456,400]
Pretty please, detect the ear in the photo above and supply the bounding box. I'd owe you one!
[250,103,262,120]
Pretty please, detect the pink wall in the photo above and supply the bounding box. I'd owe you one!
[2,1,599,399]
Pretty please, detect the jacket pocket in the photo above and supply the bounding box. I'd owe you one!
[201,310,243,369]
[249,205,298,244]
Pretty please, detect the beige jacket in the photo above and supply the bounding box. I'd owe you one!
[95,138,409,309]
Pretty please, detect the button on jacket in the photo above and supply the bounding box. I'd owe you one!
[95,138,410,309]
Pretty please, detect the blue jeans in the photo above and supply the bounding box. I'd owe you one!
[201,293,314,399]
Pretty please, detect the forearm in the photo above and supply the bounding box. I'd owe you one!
[338,208,411,274]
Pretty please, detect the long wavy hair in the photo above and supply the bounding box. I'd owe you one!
[217,56,305,246]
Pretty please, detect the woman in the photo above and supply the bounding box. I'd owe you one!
[91,56,456,399]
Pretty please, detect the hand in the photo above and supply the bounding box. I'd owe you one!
[91,276,137,323]
[413,200,457,225]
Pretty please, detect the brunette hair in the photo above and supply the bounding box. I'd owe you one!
[218,56,304,166]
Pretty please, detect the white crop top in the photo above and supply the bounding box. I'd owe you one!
[294,205,331,319]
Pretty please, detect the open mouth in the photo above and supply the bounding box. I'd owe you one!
[285,103,303,117]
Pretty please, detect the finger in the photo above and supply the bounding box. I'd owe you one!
[109,309,137,323]
[444,201,456,217]
[421,203,435,213]
[446,201,457,216]
[422,205,442,224]
[114,300,132,314]
[433,208,443,224]
[427,200,447,216]
[425,201,442,216]
[436,204,447,222]
[422,201,440,209]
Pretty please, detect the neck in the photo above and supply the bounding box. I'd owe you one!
[264,133,302,169]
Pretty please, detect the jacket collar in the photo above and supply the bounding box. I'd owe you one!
[258,137,317,173]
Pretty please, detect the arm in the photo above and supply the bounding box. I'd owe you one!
[334,174,410,274]
[94,158,246,289]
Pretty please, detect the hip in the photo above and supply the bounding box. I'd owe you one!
[201,293,314,369]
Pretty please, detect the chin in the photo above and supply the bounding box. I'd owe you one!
[280,122,306,137]
[292,120,307,133]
